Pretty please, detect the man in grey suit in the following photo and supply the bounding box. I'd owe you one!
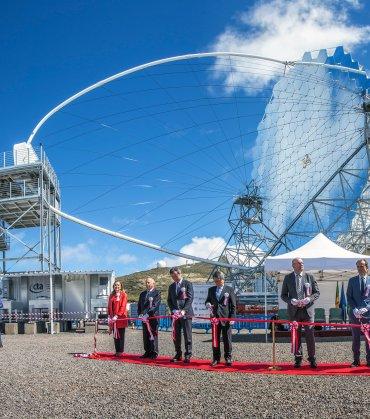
[281,257,320,368]
[346,258,370,367]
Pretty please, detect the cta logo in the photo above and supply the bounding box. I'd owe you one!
[29,283,44,293]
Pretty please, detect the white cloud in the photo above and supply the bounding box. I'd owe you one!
[62,243,96,264]
[152,236,226,268]
[116,253,138,264]
[211,0,370,89]
[62,242,138,267]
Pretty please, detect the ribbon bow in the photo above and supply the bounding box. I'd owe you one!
[360,322,370,346]
[304,282,311,296]
[210,317,219,348]
[290,321,299,354]
[171,311,183,341]
[108,317,120,339]
[141,316,155,341]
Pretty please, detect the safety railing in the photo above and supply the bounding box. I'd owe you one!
[0,179,39,200]
[0,146,59,193]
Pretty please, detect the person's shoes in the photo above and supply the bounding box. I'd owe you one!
[115,352,123,357]
[170,355,182,363]
[210,359,219,367]
[308,358,317,369]
[140,353,150,358]
[183,356,191,364]
[149,353,158,359]
[351,360,360,367]
[225,358,232,367]
[294,358,302,368]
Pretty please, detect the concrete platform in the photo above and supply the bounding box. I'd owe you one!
[5,323,18,335]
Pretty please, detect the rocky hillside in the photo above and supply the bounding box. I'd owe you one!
[116,263,213,301]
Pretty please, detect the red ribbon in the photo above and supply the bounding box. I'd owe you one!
[94,315,366,354]
[171,312,183,341]
[108,317,114,335]
[361,322,370,346]
[107,315,363,329]
[142,317,155,341]
[113,322,120,339]
[211,317,219,348]
[290,321,299,354]
[108,318,120,339]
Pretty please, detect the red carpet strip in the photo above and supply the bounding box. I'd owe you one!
[74,352,370,376]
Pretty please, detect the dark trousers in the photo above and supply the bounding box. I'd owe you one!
[350,316,370,362]
[292,309,315,360]
[142,320,158,355]
[174,317,192,357]
[213,322,232,361]
[114,328,126,353]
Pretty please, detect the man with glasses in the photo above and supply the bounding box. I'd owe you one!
[347,258,370,367]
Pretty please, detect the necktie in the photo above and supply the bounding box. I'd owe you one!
[216,287,222,300]
[296,274,304,300]
[361,277,365,294]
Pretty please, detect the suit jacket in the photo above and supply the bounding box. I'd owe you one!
[205,285,236,325]
[138,289,161,325]
[108,291,128,328]
[167,279,194,317]
[280,272,320,320]
[346,275,368,312]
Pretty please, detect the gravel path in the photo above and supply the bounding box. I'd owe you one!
[0,330,368,418]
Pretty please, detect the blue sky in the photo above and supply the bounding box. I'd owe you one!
[1,0,370,275]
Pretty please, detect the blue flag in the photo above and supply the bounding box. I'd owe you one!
[339,281,347,322]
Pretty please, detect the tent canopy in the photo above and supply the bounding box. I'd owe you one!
[265,233,369,271]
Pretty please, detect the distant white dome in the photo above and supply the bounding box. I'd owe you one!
[156,260,167,268]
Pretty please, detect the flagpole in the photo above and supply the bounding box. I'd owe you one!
[335,281,339,308]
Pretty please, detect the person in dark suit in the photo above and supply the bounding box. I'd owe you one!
[138,277,161,359]
[205,270,236,367]
[346,258,370,367]
[167,266,194,363]
[281,257,320,368]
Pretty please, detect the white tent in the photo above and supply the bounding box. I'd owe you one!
[265,233,369,271]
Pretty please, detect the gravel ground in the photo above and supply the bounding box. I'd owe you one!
[0,329,368,419]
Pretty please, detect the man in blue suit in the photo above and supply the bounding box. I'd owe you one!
[346,259,370,367]
[167,267,194,363]
[205,271,236,367]
[138,277,161,359]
